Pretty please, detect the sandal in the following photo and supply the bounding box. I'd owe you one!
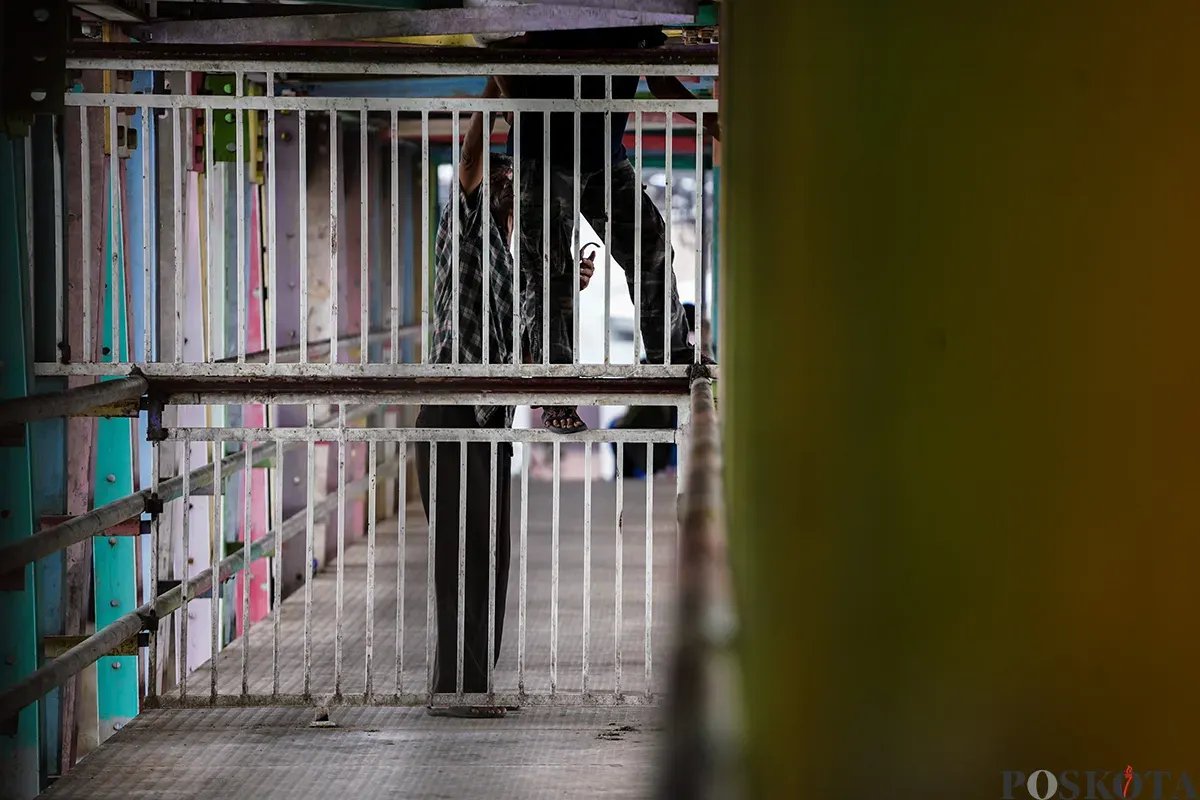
[536,405,588,435]
[426,706,507,719]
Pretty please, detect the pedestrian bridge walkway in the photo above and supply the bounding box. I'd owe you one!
[40,477,679,799]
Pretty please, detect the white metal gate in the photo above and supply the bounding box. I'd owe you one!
[30,50,717,709]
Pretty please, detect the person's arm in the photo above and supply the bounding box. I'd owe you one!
[459,76,502,196]
[486,34,532,100]
[645,75,721,141]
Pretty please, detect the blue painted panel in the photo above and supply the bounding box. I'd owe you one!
[0,135,41,800]
[128,74,158,618]
[92,157,138,742]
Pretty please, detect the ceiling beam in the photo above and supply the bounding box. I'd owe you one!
[130,6,694,45]
[514,0,698,13]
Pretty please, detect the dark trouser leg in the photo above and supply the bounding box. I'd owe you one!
[415,406,513,695]
[580,159,693,364]
[517,160,576,366]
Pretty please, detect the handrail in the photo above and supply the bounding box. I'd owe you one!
[660,367,743,799]
[0,375,148,426]
[0,405,378,574]
[0,453,401,723]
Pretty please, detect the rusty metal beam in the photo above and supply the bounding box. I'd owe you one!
[129,6,693,46]
[147,374,690,407]
[66,39,718,68]
[0,375,146,426]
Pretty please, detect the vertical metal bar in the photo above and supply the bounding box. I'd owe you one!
[210,449,222,702]
[267,73,277,365]
[328,110,339,365]
[455,439,466,695]
[512,112,521,366]
[572,77,581,365]
[24,135,34,346]
[141,106,151,363]
[645,443,654,697]
[53,115,65,361]
[542,110,550,366]
[172,105,182,363]
[550,440,560,695]
[614,440,623,698]
[633,111,643,364]
[109,104,119,364]
[395,441,407,694]
[450,111,460,365]
[420,111,430,364]
[695,113,705,363]
[272,436,283,696]
[389,109,399,365]
[582,441,592,695]
[481,110,490,366]
[204,106,214,363]
[81,107,92,363]
[180,443,191,699]
[334,410,347,696]
[425,441,437,699]
[299,110,309,363]
[148,440,160,698]
[240,446,251,695]
[236,72,246,363]
[518,443,528,696]
[603,76,613,365]
[365,440,377,699]
[360,109,369,366]
[487,441,497,699]
[664,116,673,362]
[302,419,315,696]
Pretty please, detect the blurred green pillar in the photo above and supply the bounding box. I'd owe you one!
[721,3,1200,797]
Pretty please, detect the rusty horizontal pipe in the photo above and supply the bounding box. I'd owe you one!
[0,375,147,426]
[0,454,399,723]
[148,374,690,400]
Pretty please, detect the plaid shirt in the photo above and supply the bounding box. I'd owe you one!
[430,183,516,428]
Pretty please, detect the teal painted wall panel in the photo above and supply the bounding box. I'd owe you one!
[92,155,138,742]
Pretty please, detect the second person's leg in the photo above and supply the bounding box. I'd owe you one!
[518,160,588,432]
[581,160,694,365]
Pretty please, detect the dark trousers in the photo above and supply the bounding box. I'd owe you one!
[414,405,513,694]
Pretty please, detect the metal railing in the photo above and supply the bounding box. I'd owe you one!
[36,55,716,382]
[2,52,728,781]
[661,368,742,799]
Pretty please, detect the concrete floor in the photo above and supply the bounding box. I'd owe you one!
[43,477,679,799]
[42,706,663,799]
